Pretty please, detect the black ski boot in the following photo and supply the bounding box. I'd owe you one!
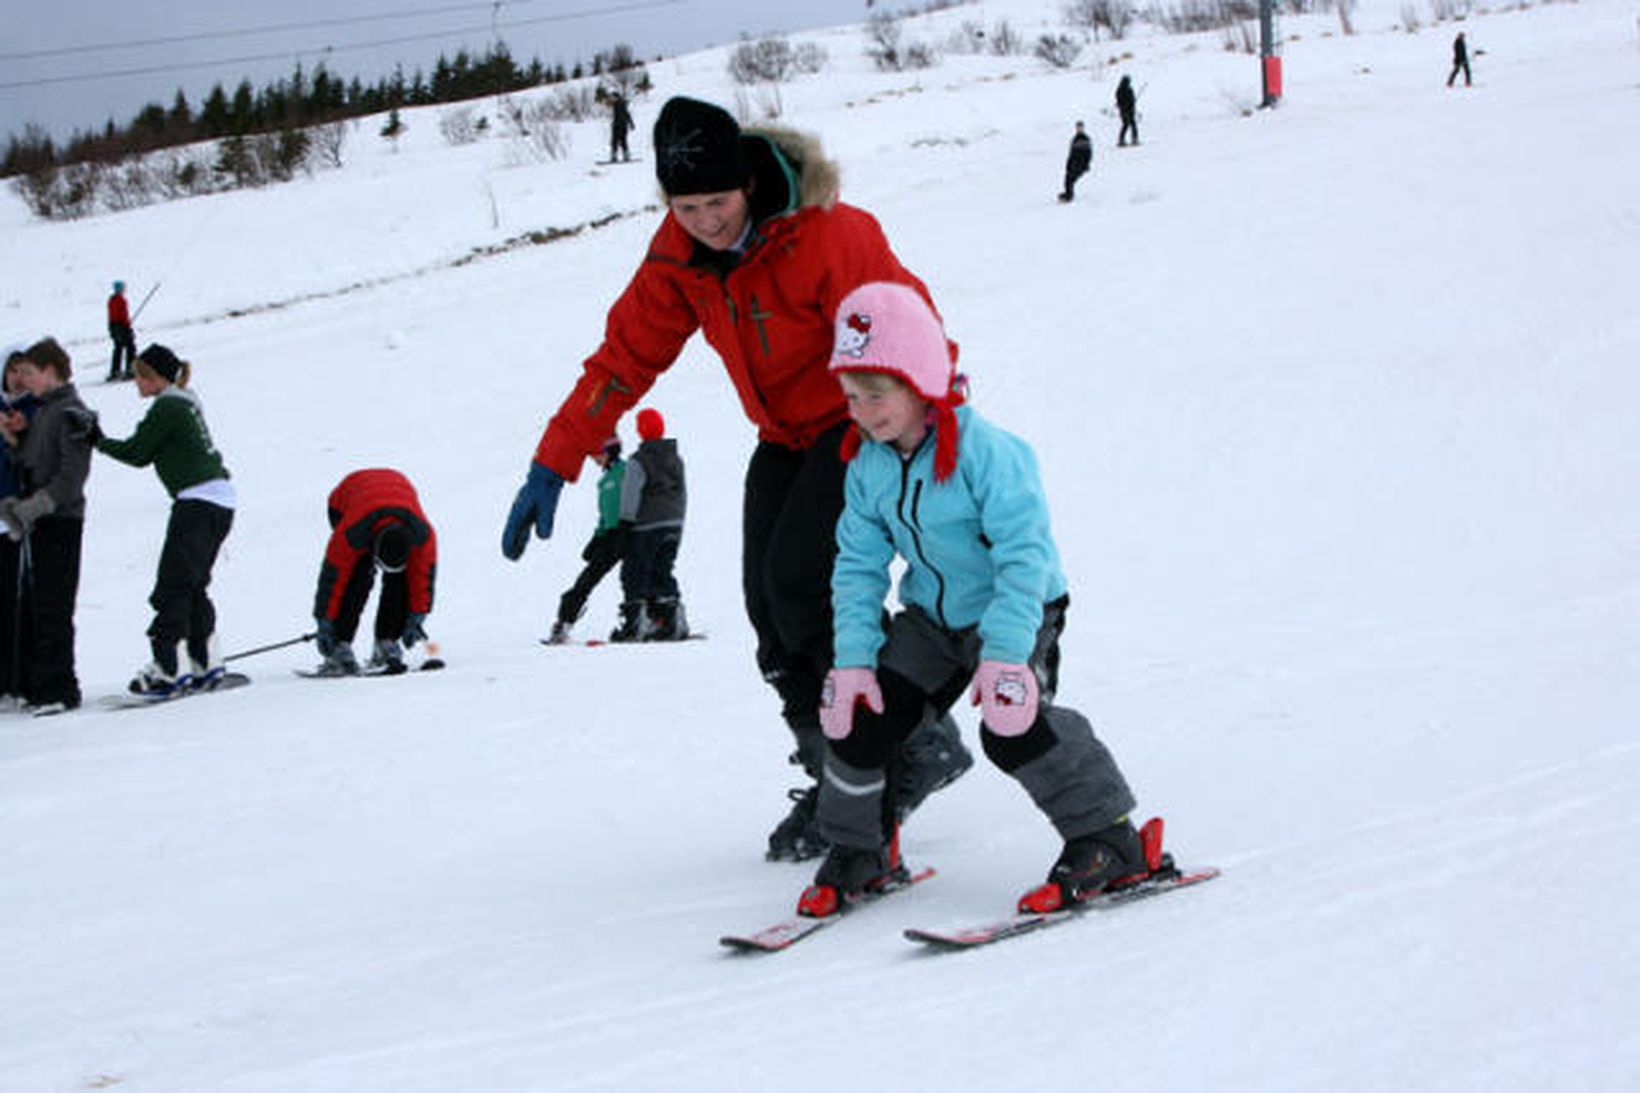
[893,712,974,820]
[797,836,905,918]
[643,598,689,641]
[1018,817,1150,913]
[609,601,648,642]
[766,785,827,862]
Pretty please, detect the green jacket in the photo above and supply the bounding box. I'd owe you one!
[97,387,229,497]
[595,457,626,532]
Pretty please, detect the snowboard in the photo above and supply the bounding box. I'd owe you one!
[101,671,251,710]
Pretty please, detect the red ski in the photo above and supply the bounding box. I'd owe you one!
[905,816,1218,951]
[719,864,935,953]
[903,865,1219,951]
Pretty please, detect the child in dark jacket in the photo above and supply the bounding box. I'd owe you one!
[96,344,235,695]
[547,435,627,644]
[0,338,96,715]
[798,282,1169,919]
[610,408,688,641]
[1,346,41,709]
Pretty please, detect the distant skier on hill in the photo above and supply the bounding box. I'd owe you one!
[1116,75,1140,146]
[1447,32,1472,87]
[1058,121,1092,203]
[609,92,634,163]
[501,95,972,862]
[107,280,136,381]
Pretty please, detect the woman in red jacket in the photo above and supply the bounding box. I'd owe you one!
[313,468,436,675]
[502,97,971,861]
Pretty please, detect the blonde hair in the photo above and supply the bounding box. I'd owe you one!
[838,370,915,397]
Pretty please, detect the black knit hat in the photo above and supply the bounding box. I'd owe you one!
[653,97,749,196]
[138,343,183,383]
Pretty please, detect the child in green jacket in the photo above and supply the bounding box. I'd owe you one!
[96,344,235,695]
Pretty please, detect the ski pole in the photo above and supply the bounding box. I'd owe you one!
[224,631,315,663]
[130,281,162,324]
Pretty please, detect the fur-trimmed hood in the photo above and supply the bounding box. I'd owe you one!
[742,125,840,216]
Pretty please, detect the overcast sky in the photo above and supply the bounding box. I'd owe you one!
[0,0,878,143]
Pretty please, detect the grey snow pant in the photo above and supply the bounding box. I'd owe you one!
[818,597,1135,851]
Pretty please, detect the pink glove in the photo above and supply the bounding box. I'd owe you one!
[970,660,1039,737]
[820,667,884,740]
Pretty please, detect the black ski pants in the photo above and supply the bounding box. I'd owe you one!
[620,525,682,604]
[741,423,849,729]
[558,528,625,624]
[332,556,409,643]
[147,499,233,669]
[109,321,136,378]
[19,516,82,707]
[0,535,26,697]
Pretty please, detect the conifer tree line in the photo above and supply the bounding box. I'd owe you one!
[3,41,645,180]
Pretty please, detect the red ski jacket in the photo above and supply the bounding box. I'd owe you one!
[314,468,437,620]
[532,128,940,482]
[108,293,130,325]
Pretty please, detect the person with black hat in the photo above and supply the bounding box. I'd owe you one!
[545,433,628,645]
[312,468,437,676]
[501,95,973,861]
[95,343,236,696]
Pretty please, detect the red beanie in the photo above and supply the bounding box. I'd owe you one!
[637,408,666,441]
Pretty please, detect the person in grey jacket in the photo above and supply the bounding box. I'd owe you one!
[0,337,97,714]
[611,407,688,641]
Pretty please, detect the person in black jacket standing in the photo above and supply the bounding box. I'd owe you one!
[1116,76,1140,146]
[1059,121,1092,203]
[1447,32,1472,87]
[612,408,688,641]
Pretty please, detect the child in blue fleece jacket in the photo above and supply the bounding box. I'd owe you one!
[798,281,1160,919]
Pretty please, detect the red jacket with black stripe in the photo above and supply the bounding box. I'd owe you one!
[314,469,437,620]
[532,126,942,482]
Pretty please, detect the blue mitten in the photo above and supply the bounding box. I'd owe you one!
[501,462,565,560]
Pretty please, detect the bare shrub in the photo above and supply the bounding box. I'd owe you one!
[310,120,350,168]
[439,106,483,145]
[1400,2,1423,28]
[947,20,988,53]
[864,12,939,71]
[990,21,1026,55]
[1035,34,1087,68]
[501,98,569,161]
[1222,20,1258,52]
[793,42,829,75]
[733,84,785,123]
[530,87,598,123]
[1065,0,1136,40]
[729,35,797,84]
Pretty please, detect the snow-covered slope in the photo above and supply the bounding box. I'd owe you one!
[3,1,1637,1089]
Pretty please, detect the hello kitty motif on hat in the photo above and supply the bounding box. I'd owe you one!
[830,281,964,481]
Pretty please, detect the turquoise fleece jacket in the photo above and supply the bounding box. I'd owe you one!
[832,404,1068,668]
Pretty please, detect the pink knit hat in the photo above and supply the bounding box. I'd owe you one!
[829,281,964,480]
